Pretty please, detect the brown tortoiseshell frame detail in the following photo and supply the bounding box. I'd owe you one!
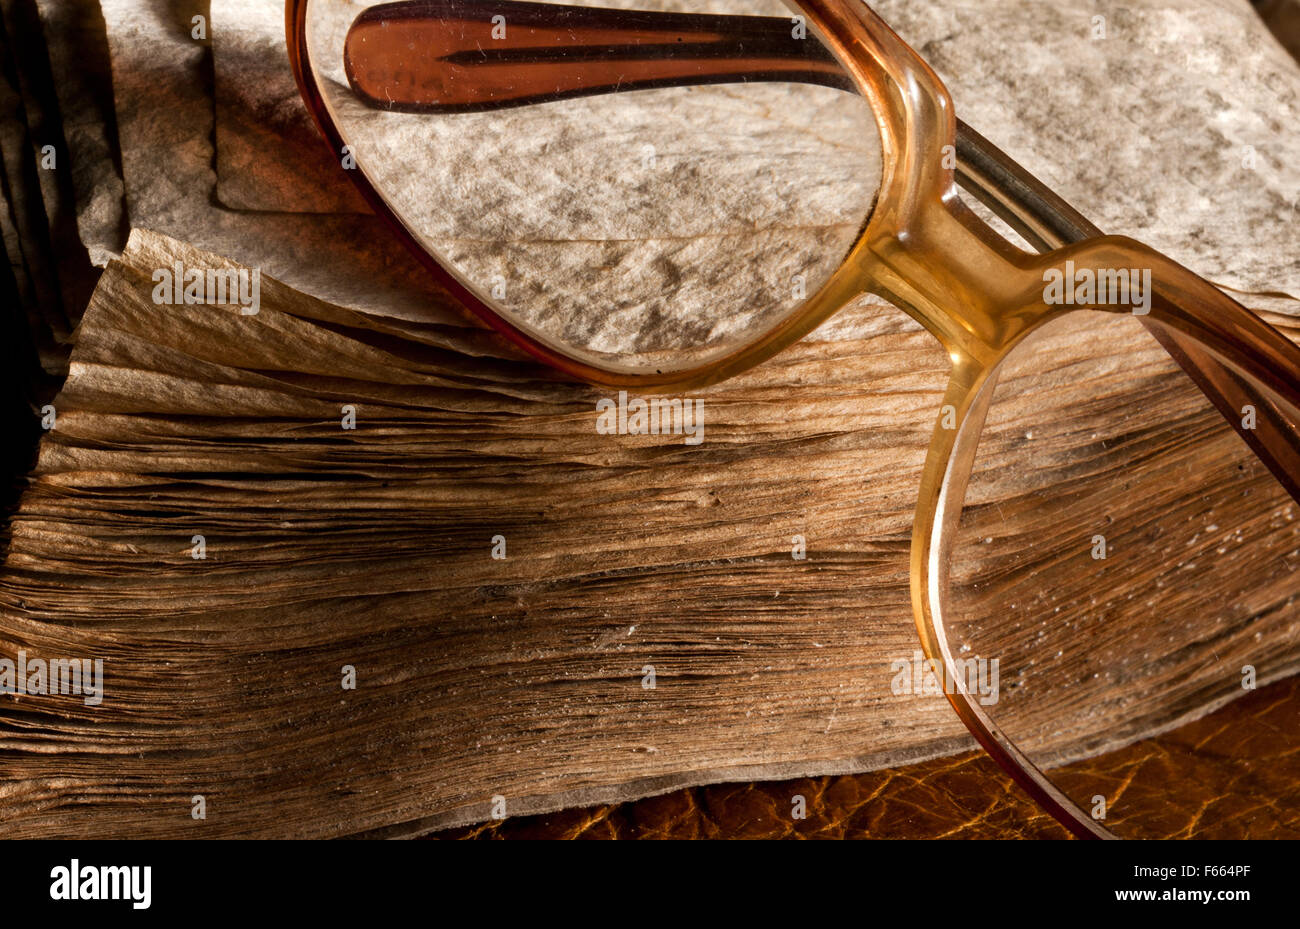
[287,0,1300,839]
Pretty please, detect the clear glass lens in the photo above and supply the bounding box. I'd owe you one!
[947,311,1300,838]
[303,0,882,371]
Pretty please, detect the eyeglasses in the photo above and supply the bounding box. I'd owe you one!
[287,0,1300,838]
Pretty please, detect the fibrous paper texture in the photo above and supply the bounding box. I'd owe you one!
[203,0,1300,346]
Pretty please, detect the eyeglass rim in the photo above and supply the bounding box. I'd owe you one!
[285,0,972,389]
[289,0,1300,839]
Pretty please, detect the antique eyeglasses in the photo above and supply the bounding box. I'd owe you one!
[287,0,1300,838]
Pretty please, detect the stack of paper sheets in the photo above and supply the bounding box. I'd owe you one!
[0,0,1298,837]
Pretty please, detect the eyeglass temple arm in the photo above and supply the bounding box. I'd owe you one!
[346,1,1300,499]
[343,0,850,112]
[956,123,1300,504]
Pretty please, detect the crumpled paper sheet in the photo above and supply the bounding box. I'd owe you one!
[869,0,1300,302]
[100,0,455,322]
[212,0,367,212]
[114,0,1300,349]
[305,0,1300,359]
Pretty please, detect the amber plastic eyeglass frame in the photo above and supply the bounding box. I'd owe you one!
[287,0,1300,839]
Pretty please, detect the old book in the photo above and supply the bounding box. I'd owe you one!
[0,228,1295,838]
[2,0,1299,840]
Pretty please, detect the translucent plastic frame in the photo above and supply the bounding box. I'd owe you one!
[287,0,1300,838]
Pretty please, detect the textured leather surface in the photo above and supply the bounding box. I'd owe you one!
[436,676,1299,839]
